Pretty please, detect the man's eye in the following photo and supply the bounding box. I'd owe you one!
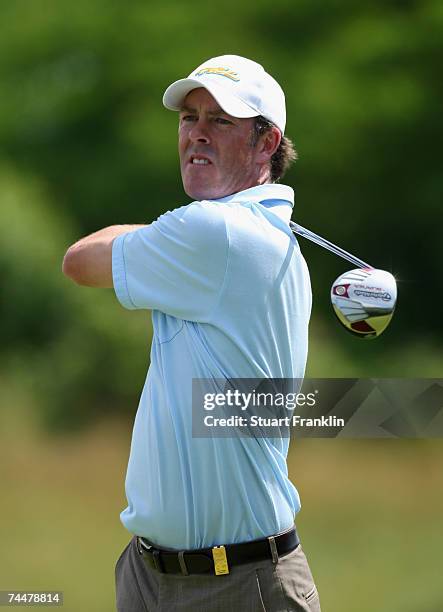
[215,117,232,125]
[181,115,196,122]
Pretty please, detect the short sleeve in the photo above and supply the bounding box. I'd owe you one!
[112,202,228,321]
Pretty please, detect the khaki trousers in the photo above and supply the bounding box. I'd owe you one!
[115,536,321,611]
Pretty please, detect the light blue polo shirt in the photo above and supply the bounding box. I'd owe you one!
[112,183,311,549]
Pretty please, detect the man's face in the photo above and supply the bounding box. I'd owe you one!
[178,88,261,200]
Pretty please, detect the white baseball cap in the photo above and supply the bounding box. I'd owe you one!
[162,54,286,134]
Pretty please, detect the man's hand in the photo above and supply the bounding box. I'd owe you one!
[62,224,146,288]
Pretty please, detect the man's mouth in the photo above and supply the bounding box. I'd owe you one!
[189,155,212,166]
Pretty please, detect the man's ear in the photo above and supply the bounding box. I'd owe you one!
[256,127,281,163]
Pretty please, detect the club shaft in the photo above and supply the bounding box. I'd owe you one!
[290,222,373,269]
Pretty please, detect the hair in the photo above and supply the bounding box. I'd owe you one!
[251,116,298,182]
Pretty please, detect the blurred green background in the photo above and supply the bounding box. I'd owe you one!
[1,1,442,610]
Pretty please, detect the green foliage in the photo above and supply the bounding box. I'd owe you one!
[0,167,149,430]
[0,1,442,429]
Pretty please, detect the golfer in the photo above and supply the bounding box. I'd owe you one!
[63,54,320,611]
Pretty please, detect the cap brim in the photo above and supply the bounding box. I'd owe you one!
[162,78,260,119]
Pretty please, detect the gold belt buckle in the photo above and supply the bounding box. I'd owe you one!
[212,545,229,575]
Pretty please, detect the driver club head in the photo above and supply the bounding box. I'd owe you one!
[331,268,397,339]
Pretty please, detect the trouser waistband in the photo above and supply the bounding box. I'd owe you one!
[136,526,300,576]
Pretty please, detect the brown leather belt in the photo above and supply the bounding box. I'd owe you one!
[136,526,299,576]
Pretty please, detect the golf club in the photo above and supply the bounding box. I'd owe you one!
[289,221,372,269]
[290,221,397,338]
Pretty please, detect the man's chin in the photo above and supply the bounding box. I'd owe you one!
[183,180,219,201]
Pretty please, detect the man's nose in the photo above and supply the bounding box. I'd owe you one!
[189,119,210,144]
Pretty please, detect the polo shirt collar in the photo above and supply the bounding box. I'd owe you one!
[212,184,294,223]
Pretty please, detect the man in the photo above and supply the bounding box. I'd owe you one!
[63,55,320,611]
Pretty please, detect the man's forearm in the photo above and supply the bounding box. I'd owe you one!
[62,224,146,288]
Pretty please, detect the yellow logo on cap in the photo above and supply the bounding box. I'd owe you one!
[195,66,240,81]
